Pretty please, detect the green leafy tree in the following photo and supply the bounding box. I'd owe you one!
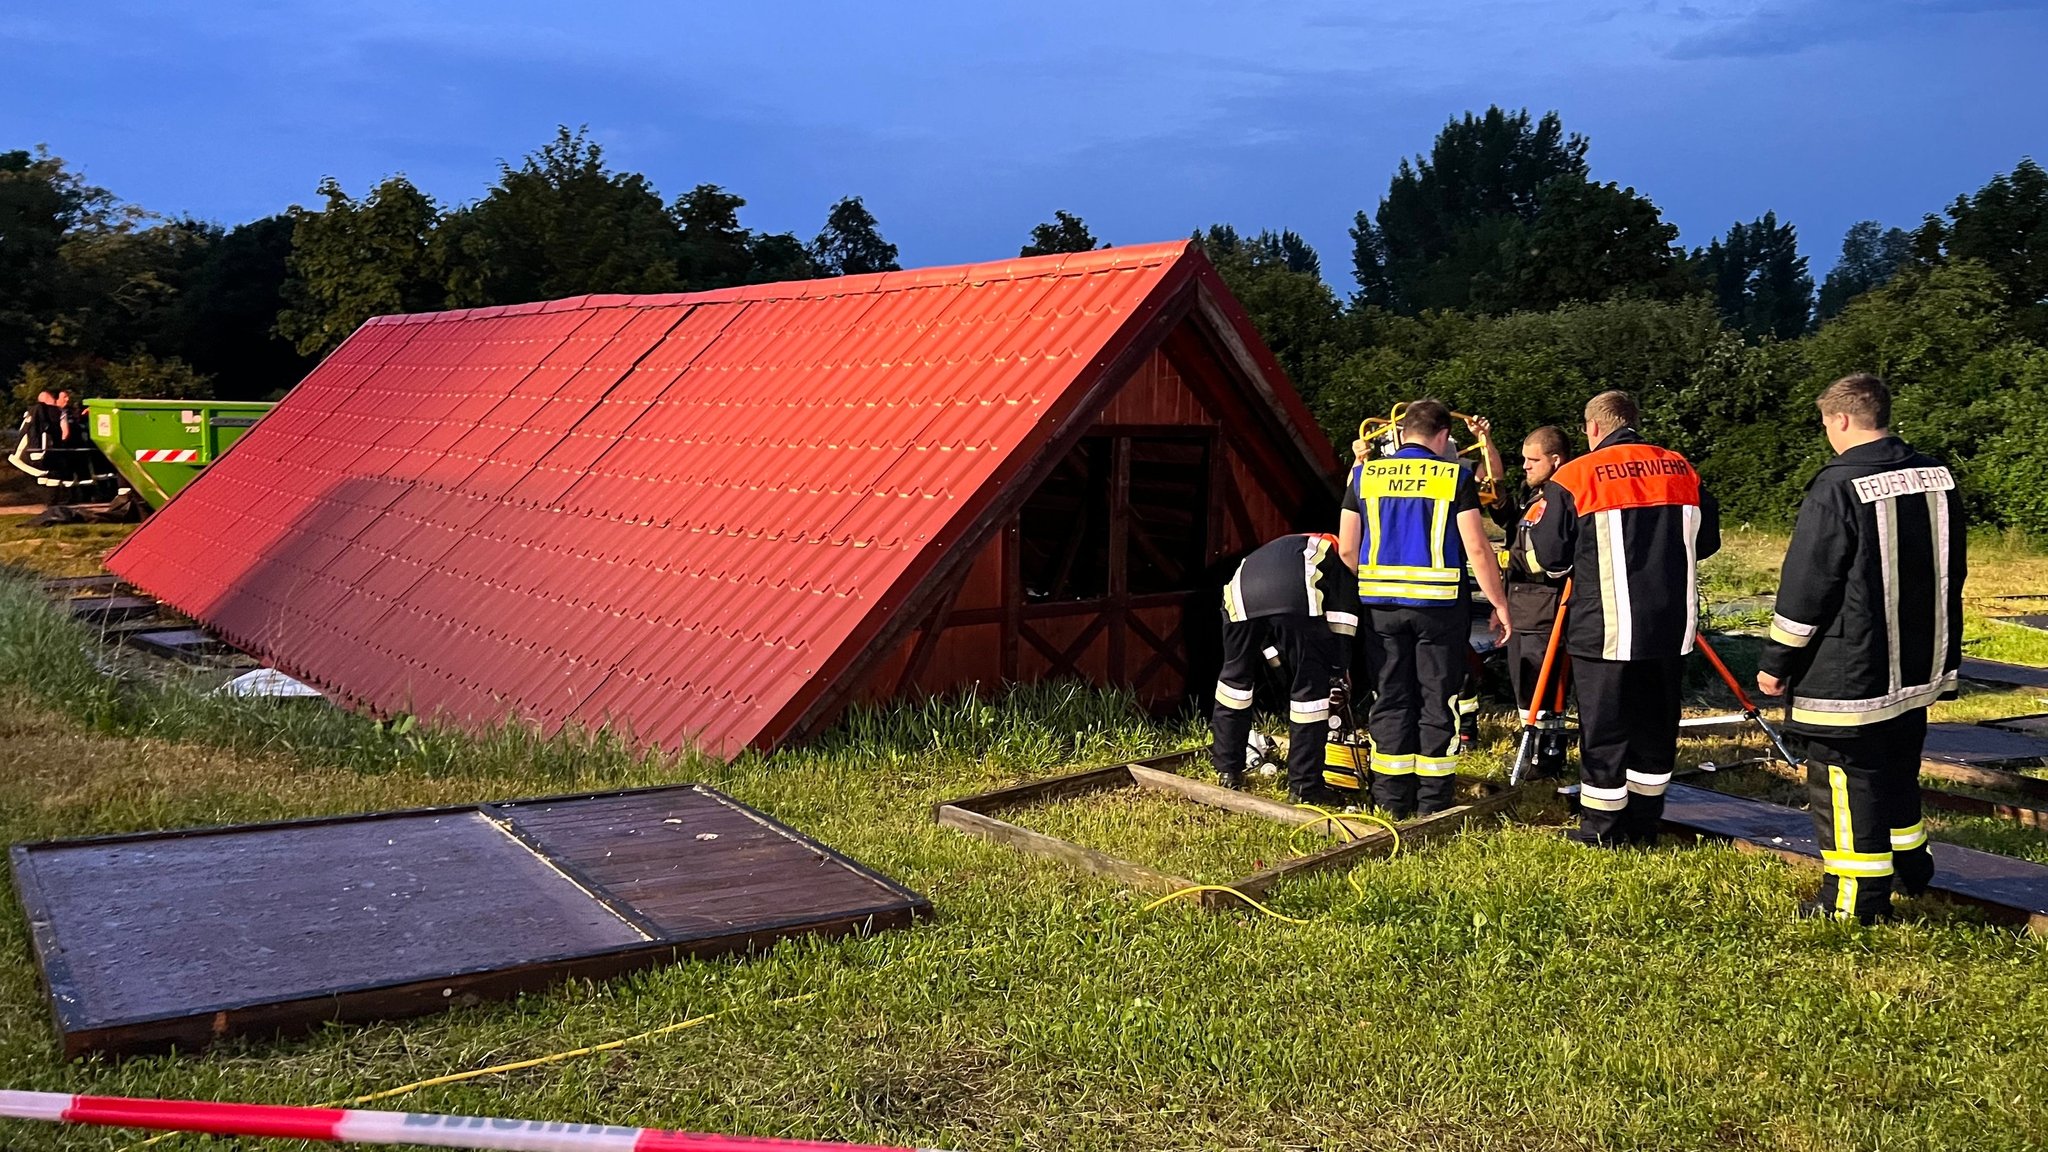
[672,184,756,290]
[810,196,899,276]
[447,127,683,305]
[276,175,448,356]
[13,352,212,406]
[1197,226,1348,406]
[169,214,314,400]
[1693,211,1814,340]
[1349,107,1589,312]
[1349,108,1687,316]
[1021,210,1103,256]
[746,232,819,283]
[1799,259,2019,515]
[1476,179,1689,313]
[1816,220,1912,320]
[0,147,103,384]
[1912,157,2048,340]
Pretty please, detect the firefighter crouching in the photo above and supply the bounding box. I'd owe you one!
[1757,374,1965,923]
[1340,400,1511,820]
[1489,423,1574,778]
[1212,533,1360,803]
[1531,390,1719,847]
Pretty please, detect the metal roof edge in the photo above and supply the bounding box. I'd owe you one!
[345,241,1199,328]
[1184,255,1341,486]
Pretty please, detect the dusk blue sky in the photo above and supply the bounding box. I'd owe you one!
[7,1,2044,286]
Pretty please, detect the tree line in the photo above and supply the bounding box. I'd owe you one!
[4,112,2044,532]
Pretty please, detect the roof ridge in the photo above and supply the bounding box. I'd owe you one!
[360,240,1195,327]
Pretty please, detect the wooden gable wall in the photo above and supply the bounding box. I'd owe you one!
[848,331,1322,713]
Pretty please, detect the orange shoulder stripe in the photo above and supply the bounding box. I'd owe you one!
[1554,443,1700,514]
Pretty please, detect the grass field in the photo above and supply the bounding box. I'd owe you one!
[3,520,2048,1151]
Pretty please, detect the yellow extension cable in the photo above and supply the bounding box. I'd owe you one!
[1136,804,1402,924]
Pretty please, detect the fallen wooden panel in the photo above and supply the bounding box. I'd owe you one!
[10,785,927,1058]
[1993,615,2048,633]
[123,628,230,663]
[38,574,123,595]
[1986,713,2048,737]
[1661,782,2048,931]
[1731,755,2048,830]
[1923,723,2048,768]
[62,594,158,623]
[1960,658,2048,689]
[1918,758,2048,803]
[936,749,1530,911]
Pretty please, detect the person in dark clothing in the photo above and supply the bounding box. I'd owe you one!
[1487,424,1574,777]
[1340,400,1511,819]
[1212,533,1360,803]
[1757,374,1965,923]
[1531,391,1720,846]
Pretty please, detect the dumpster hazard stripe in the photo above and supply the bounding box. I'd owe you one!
[135,449,200,463]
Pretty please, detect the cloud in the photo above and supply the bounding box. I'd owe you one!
[1668,0,2044,60]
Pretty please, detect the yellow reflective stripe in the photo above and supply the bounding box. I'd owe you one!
[1215,681,1255,710]
[1768,623,1810,648]
[1822,850,1894,876]
[1359,582,1460,601]
[1359,564,1463,581]
[1289,699,1331,724]
[1415,754,1458,777]
[1363,472,1383,569]
[1790,676,1953,726]
[1829,765,1854,859]
[1304,536,1327,618]
[1429,492,1449,570]
[1837,875,1859,918]
[1769,613,1817,648]
[1891,822,1928,851]
[1578,785,1628,812]
[1370,752,1415,776]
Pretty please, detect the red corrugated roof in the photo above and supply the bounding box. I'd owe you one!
[108,241,1331,756]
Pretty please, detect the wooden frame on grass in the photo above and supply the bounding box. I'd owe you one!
[934,748,1530,910]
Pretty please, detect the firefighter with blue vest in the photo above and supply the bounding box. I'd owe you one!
[1339,400,1511,818]
[1211,533,1360,803]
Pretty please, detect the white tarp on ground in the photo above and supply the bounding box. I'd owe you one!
[218,668,322,698]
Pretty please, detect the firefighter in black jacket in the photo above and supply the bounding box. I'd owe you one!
[1212,533,1360,802]
[1340,400,1511,819]
[1757,374,1966,923]
[1485,423,1574,778]
[1531,391,1720,846]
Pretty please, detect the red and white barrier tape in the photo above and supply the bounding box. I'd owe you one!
[0,1091,956,1152]
[134,449,200,463]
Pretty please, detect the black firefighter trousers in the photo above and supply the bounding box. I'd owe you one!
[1213,612,1338,796]
[1573,654,1683,844]
[1506,583,1570,776]
[1366,605,1464,818]
[1792,710,1934,922]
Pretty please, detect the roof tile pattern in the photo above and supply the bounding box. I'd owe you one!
[109,243,1200,755]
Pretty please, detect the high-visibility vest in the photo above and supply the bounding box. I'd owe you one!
[1355,446,1466,606]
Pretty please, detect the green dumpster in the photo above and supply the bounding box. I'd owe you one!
[84,398,274,508]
